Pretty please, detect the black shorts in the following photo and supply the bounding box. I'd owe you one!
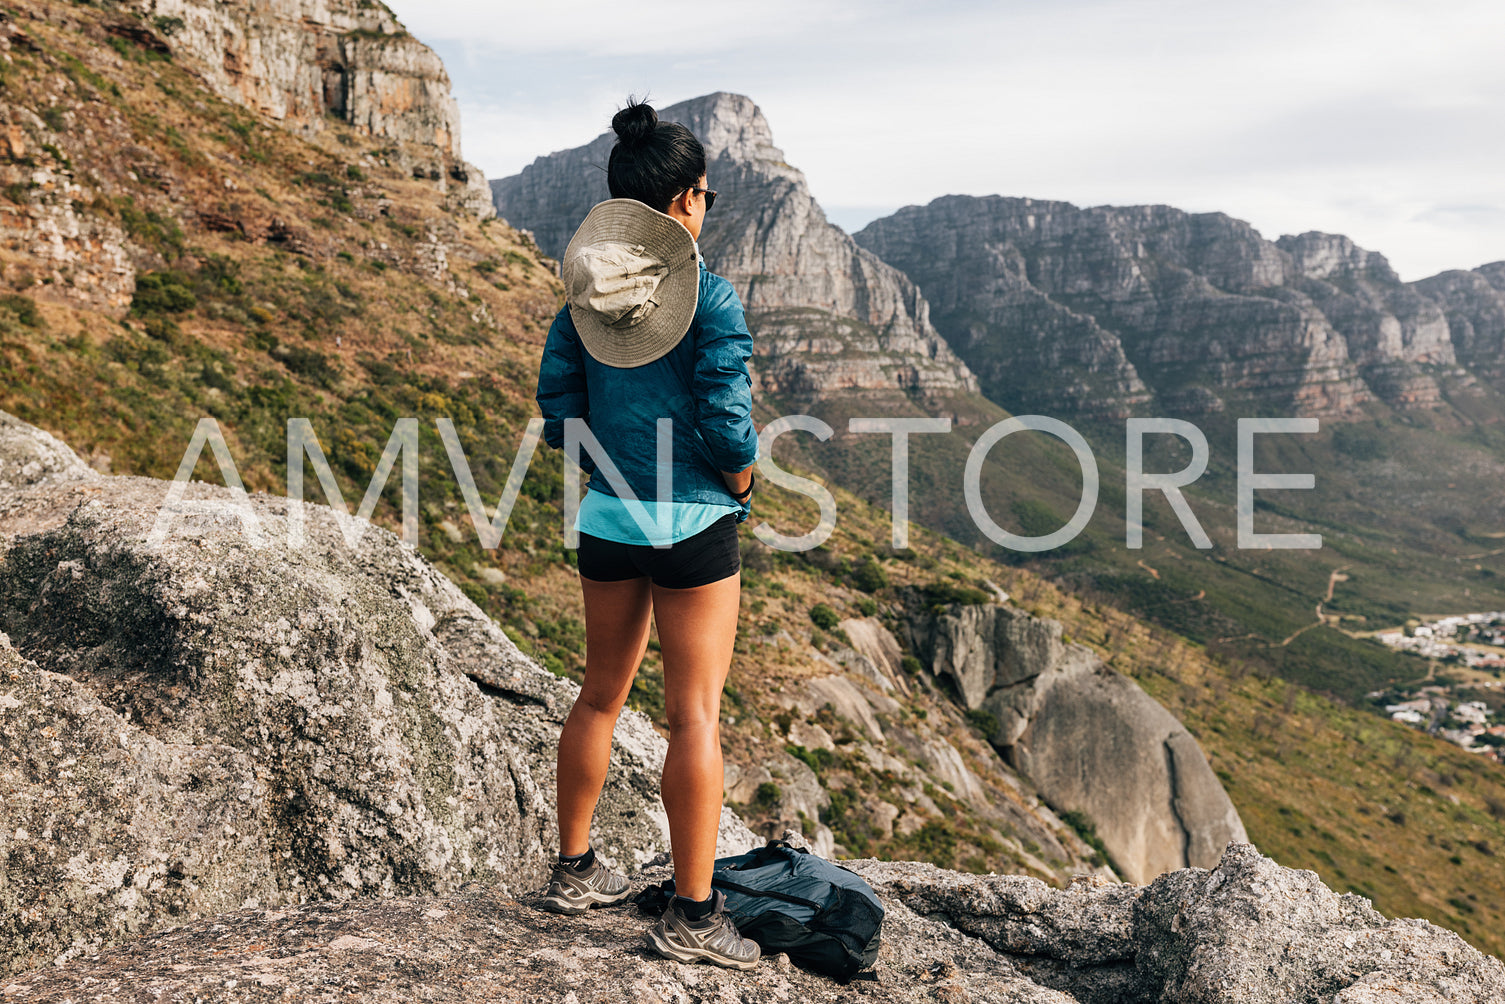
[577,512,741,589]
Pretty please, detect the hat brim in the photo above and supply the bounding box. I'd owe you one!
[564,199,699,369]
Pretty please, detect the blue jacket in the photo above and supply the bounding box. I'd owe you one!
[536,259,759,512]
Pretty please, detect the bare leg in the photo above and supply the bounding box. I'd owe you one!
[556,575,653,856]
[654,572,741,901]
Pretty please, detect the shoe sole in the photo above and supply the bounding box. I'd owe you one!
[644,925,760,970]
[540,886,633,915]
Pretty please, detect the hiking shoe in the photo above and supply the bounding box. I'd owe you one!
[645,889,760,970]
[539,855,632,915]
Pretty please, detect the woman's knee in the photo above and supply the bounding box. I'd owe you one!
[575,685,626,718]
[663,705,720,735]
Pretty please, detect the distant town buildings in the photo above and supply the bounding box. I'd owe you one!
[1370,612,1504,763]
[1373,611,1505,669]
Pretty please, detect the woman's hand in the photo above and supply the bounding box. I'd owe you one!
[722,463,754,502]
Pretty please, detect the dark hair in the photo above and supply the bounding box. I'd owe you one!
[607,98,706,214]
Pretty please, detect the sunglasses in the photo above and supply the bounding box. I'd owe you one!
[684,186,717,212]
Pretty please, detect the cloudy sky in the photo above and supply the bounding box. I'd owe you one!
[385,0,1504,280]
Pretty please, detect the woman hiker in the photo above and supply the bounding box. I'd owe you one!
[534,98,762,970]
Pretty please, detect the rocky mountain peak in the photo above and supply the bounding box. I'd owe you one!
[657,91,798,183]
[491,92,978,402]
[1278,230,1400,284]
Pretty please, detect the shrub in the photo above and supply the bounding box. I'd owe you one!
[894,819,959,870]
[1059,809,1111,869]
[809,603,840,631]
[819,785,878,856]
[1334,424,1387,461]
[785,743,836,773]
[966,708,1000,737]
[0,294,43,328]
[921,581,991,607]
[855,597,878,617]
[755,782,782,808]
[850,556,888,593]
[131,271,197,315]
[271,344,337,387]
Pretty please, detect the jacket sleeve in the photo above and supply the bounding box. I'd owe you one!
[536,307,591,466]
[693,281,760,472]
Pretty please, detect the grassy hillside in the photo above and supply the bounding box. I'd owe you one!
[777,388,1505,704]
[0,0,1502,963]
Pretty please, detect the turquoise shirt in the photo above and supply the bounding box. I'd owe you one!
[576,490,742,547]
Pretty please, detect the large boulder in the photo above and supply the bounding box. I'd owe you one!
[0,632,279,970]
[0,410,99,491]
[0,412,756,973]
[907,600,1247,884]
[851,842,1505,1004]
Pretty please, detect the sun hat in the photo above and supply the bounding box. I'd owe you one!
[562,198,700,368]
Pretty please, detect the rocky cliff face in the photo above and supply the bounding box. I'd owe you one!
[1276,231,1454,405]
[2,0,514,334]
[127,0,493,217]
[1414,260,1505,385]
[854,197,1483,418]
[0,14,134,312]
[905,598,1247,884]
[491,92,978,403]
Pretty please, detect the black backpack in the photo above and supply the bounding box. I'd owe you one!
[634,838,884,982]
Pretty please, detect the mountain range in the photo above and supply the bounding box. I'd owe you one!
[494,92,1505,426]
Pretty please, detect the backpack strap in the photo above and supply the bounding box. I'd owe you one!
[710,874,824,910]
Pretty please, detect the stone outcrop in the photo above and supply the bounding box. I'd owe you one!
[0,410,756,974]
[1275,231,1454,406]
[0,90,133,312]
[853,842,1505,1004]
[491,92,978,403]
[5,842,1500,1003]
[0,409,101,490]
[737,621,1103,878]
[905,599,1247,884]
[127,0,493,216]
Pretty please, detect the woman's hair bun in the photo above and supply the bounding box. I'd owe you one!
[612,99,658,148]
